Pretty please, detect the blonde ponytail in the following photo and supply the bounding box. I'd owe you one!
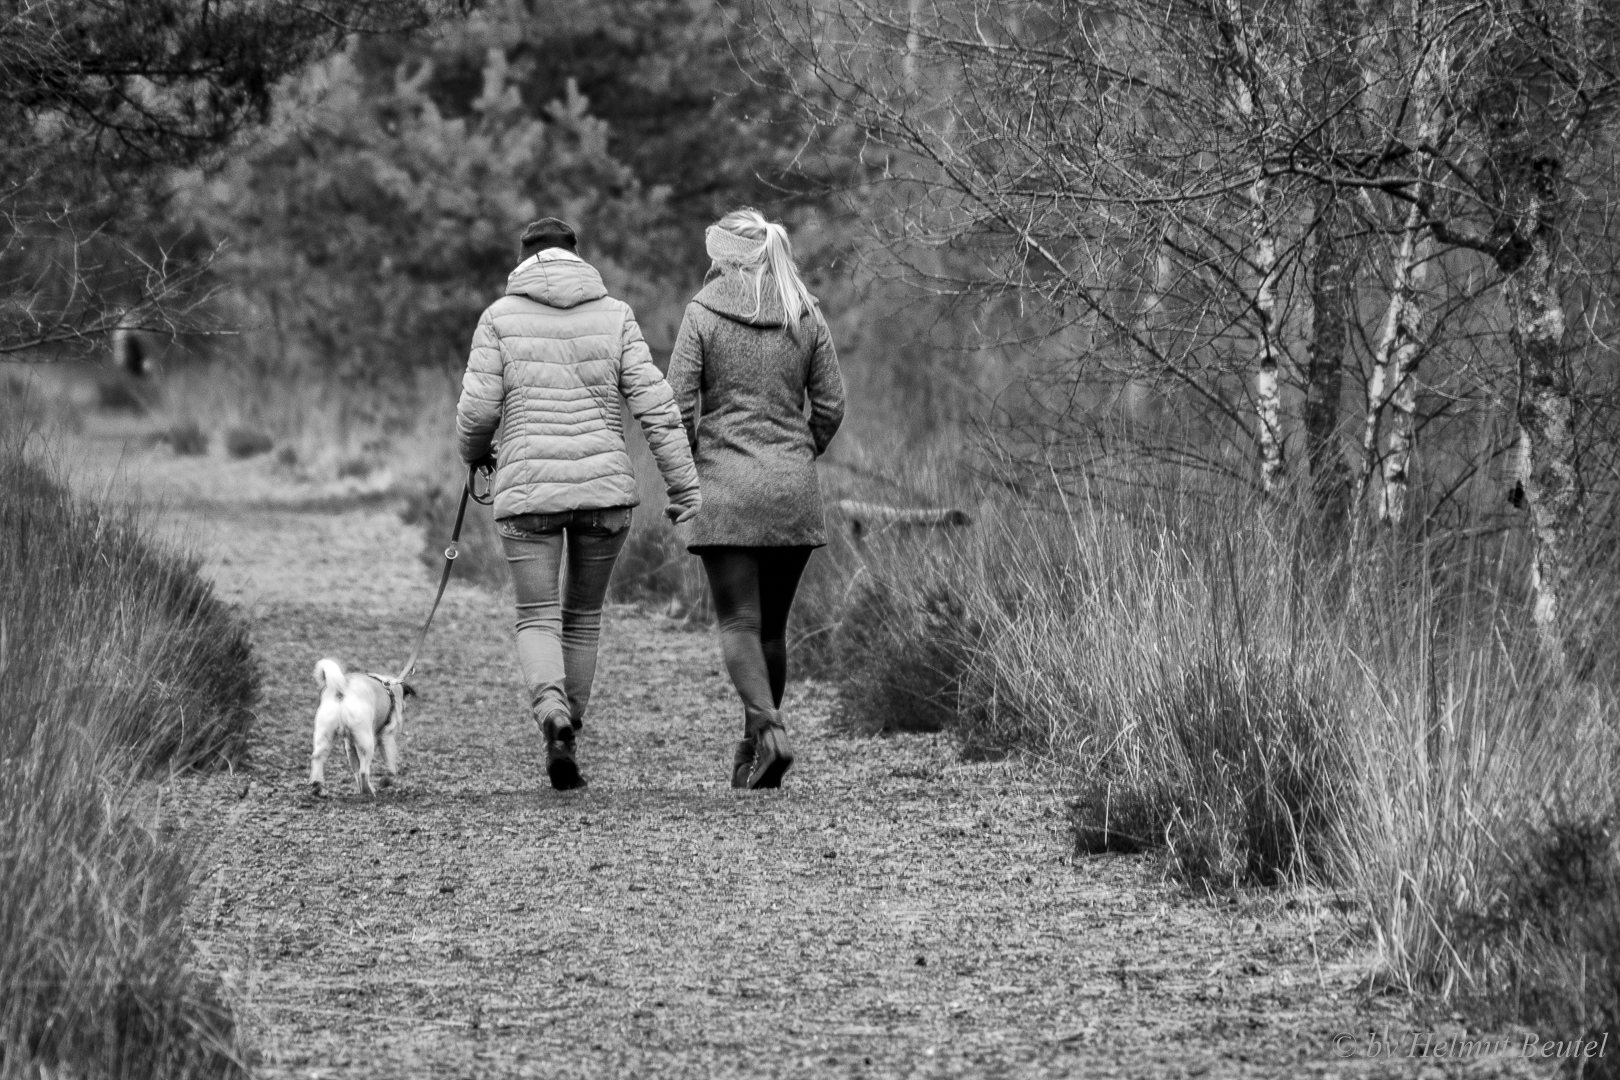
[707,209,816,327]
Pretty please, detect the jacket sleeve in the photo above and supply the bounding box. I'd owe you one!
[619,306,701,520]
[456,308,503,464]
[806,309,845,457]
[666,303,704,452]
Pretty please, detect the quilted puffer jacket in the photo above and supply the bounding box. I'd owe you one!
[456,250,700,522]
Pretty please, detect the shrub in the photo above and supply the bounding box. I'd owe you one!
[828,477,1353,886]
[828,575,969,735]
[0,438,255,1077]
[2,446,257,768]
[95,372,153,414]
[1332,624,1620,1040]
[162,419,210,456]
[1138,656,1344,886]
[336,455,374,479]
[223,427,273,459]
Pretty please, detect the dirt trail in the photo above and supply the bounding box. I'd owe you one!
[73,431,1548,1079]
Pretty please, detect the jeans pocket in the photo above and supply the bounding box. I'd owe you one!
[498,512,569,539]
[588,507,632,536]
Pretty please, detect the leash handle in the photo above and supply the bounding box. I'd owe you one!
[397,464,489,681]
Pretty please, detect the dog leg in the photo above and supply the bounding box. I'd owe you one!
[310,721,335,798]
[379,726,400,786]
[351,728,377,797]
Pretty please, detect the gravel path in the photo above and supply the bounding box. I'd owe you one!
[77,435,1553,1080]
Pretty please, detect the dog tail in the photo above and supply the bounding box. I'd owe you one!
[314,658,348,697]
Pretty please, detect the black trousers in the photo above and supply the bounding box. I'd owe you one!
[696,546,814,725]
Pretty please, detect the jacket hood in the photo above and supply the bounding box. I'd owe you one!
[694,265,814,329]
[506,250,608,309]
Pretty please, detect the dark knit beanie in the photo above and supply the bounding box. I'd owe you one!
[520,217,578,254]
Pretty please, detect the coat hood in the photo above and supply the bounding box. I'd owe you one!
[506,250,608,309]
[693,265,814,329]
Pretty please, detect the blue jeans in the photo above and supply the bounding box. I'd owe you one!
[498,507,631,725]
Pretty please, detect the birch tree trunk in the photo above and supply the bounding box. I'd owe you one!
[1215,0,1285,494]
[1349,219,1429,554]
[904,0,921,90]
[1374,212,1431,527]
[1503,221,1580,658]
[1378,330,1424,526]
[1250,178,1285,494]
[1354,21,1439,539]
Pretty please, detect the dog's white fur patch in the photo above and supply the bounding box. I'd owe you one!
[310,658,406,797]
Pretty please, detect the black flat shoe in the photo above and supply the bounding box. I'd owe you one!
[541,711,586,791]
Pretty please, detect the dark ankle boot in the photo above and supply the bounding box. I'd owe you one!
[744,707,794,789]
[731,737,756,789]
[539,710,586,791]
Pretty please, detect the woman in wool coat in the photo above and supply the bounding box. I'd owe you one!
[666,208,846,789]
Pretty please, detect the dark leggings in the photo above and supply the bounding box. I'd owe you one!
[697,546,814,723]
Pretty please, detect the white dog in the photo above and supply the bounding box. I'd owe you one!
[311,659,414,797]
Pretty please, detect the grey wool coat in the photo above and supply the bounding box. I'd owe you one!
[666,267,845,548]
[456,250,700,521]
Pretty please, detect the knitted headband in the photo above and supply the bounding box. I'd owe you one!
[705,224,768,267]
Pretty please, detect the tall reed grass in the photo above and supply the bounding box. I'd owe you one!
[0,428,256,1079]
[826,465,1620,1042]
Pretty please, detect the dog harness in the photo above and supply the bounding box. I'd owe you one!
[364,673,400,734]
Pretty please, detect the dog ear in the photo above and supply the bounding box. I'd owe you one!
[402,683,418,698]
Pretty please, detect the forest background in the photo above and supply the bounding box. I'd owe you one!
[10,0,1620,1071]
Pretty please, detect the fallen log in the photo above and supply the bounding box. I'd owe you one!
[833,500,973,541]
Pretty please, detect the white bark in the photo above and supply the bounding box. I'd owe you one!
[1218,0,1285,494]
[1374,213,1431,526]
[1379,347,1422,525]
[904,0,921,91]
[1355,29,1440,535]
[1252,192,1284,494]
[1505,221,1579,656]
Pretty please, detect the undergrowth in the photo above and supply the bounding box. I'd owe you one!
[0,431,256,1079]
[823,463,1620,1053]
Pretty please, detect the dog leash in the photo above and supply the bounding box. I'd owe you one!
[397,464,493,682]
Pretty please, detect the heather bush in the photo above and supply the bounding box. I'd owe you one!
[0,438,257,1078]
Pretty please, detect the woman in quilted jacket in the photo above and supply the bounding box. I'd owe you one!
[667,208,846,789]
[457,218,700,791]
